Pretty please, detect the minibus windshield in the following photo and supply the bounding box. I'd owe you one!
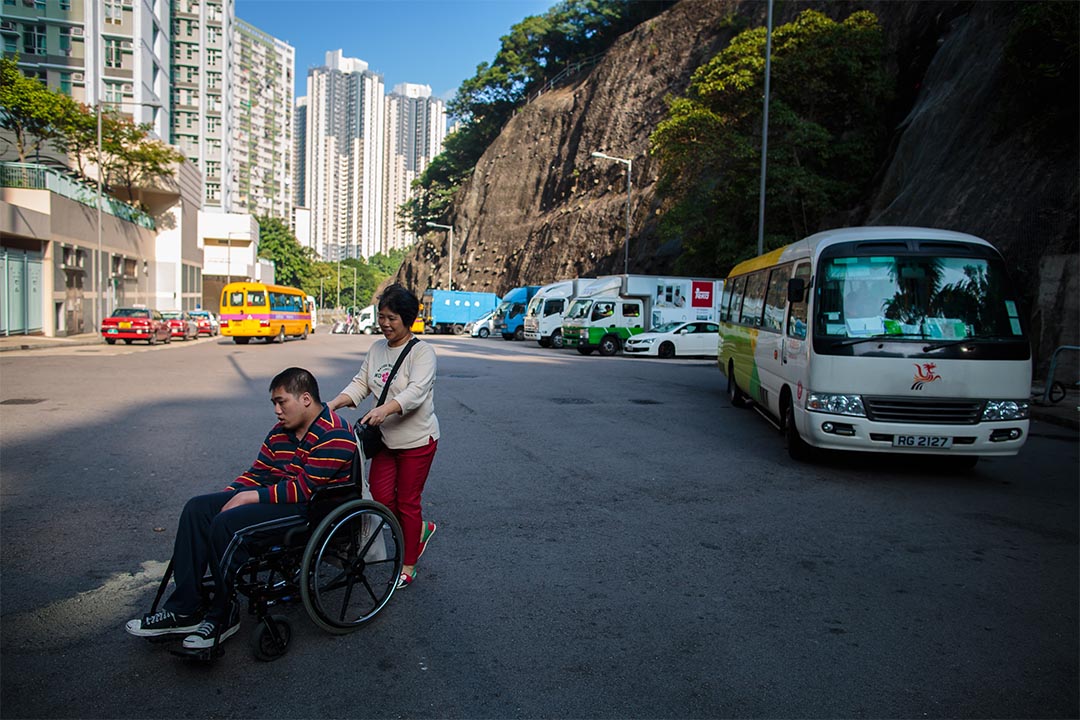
[814,255,1025,341]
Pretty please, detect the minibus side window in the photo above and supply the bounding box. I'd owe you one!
[726,276,745,324]
[740,271,768,327]
[763,265,791,332]
[787,263,811,339]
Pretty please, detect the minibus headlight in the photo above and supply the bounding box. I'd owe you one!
[982,400,1029,421]
[806,392,866,417]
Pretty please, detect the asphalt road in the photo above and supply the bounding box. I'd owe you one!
[1,332,1077,719]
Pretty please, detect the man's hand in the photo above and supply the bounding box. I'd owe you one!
[221,490,260,512]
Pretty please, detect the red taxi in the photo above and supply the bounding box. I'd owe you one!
[101,307,172,345]
[162,311,199,341]
[189,310,220,336]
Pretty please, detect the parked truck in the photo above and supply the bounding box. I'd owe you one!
[561,275,723,355]
[421,290,500,334]
[523,278,590,348]
[493,286,541,340]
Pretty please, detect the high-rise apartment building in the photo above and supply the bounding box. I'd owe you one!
[384,83,446,251]
[1,0,170,137]
[170,0,233,210]
[231,19,293,220]
[293,95,307,208]
[304,49,385,261]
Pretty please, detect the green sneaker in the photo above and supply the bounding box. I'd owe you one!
[418,521,437,559]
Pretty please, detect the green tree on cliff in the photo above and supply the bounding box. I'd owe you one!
[400,0,674,233]
[650,10,890,276]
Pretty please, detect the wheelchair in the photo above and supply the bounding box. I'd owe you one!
[142,422,404,662]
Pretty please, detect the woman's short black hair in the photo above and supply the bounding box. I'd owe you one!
[378,283,420,327]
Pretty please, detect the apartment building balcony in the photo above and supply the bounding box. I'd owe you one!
[0,161,203,337]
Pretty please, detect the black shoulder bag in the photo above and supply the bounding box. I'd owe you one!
[356,338,418,459]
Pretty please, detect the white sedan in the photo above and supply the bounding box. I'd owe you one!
[623,321,720,359]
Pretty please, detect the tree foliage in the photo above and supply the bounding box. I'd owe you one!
[1,56,183,207]
[0,56,77,161]
[650,10,890,276]
[400,0,675,233]
[256,214,409,308]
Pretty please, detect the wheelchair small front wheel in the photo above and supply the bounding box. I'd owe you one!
[300,499,403,635]
[250,614,292,662]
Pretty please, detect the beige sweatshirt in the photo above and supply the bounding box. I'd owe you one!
[338,339,440,449]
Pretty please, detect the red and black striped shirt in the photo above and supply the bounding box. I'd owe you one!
[226,404,356,503]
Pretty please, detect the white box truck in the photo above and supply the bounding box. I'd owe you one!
[523,278,590,348]
[561,275,723,355]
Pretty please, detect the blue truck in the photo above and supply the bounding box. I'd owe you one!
[493,286,541,340]
[421,290,500,334]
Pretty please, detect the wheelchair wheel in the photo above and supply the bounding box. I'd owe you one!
[300,500,403,635]
[250,614,292,662]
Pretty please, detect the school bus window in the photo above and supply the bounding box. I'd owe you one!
[228,291,244,307]
[248,291,266,306]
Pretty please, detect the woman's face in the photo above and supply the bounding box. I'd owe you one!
[378,307,411,346]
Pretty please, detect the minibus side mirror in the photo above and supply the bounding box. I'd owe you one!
[788,277,806,304]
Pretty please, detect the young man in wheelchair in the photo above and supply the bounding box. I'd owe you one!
[125,367,357,650]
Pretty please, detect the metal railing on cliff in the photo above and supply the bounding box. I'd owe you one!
[521,53,605,108]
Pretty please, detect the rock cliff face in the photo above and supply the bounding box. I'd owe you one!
[397,0,1078,373]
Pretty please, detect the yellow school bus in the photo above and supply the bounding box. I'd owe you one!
[219,282,312,344]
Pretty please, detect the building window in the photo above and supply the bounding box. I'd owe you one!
[58,27,72,55]
[59,72,72,96]
[59,0,71,7]
[105,81,123,104]
[105,38,123,68]
[105,0,123,24]
[3,34,15,54]
[23,24,45,55]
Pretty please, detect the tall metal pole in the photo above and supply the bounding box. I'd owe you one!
[757,0,774,256]
[624,160,631,275]
[96,103,103,328]
[591,152,632,274]
[353,265,357,307]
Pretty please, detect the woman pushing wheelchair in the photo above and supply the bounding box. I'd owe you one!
[327,283,440,591]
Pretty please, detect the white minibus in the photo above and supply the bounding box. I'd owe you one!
[718,227,1031,468]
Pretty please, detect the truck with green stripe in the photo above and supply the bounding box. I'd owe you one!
[561,275,723,356]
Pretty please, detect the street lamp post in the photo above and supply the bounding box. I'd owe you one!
[426,222,454,290]
[591,151,632,275]
[225,231,249,285]
[94,98,162,329]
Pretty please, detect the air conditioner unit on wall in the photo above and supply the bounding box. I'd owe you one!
[121,40,132,50]
[72,72,84,81]
[0,20,15,31]
[71,27,84,36]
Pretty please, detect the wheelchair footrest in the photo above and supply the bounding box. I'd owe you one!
[169,645,225,661]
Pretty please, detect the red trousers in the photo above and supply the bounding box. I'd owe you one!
[369,436,438,565]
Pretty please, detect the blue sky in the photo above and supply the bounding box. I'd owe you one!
[235,0,555,105]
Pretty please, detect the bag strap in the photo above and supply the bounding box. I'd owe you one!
[375,337,419,407]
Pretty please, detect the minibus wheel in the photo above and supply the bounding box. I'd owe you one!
[726,362,749,408]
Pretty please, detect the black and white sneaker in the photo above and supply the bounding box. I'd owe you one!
[182,617,240,649]
[125,610,202,637]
